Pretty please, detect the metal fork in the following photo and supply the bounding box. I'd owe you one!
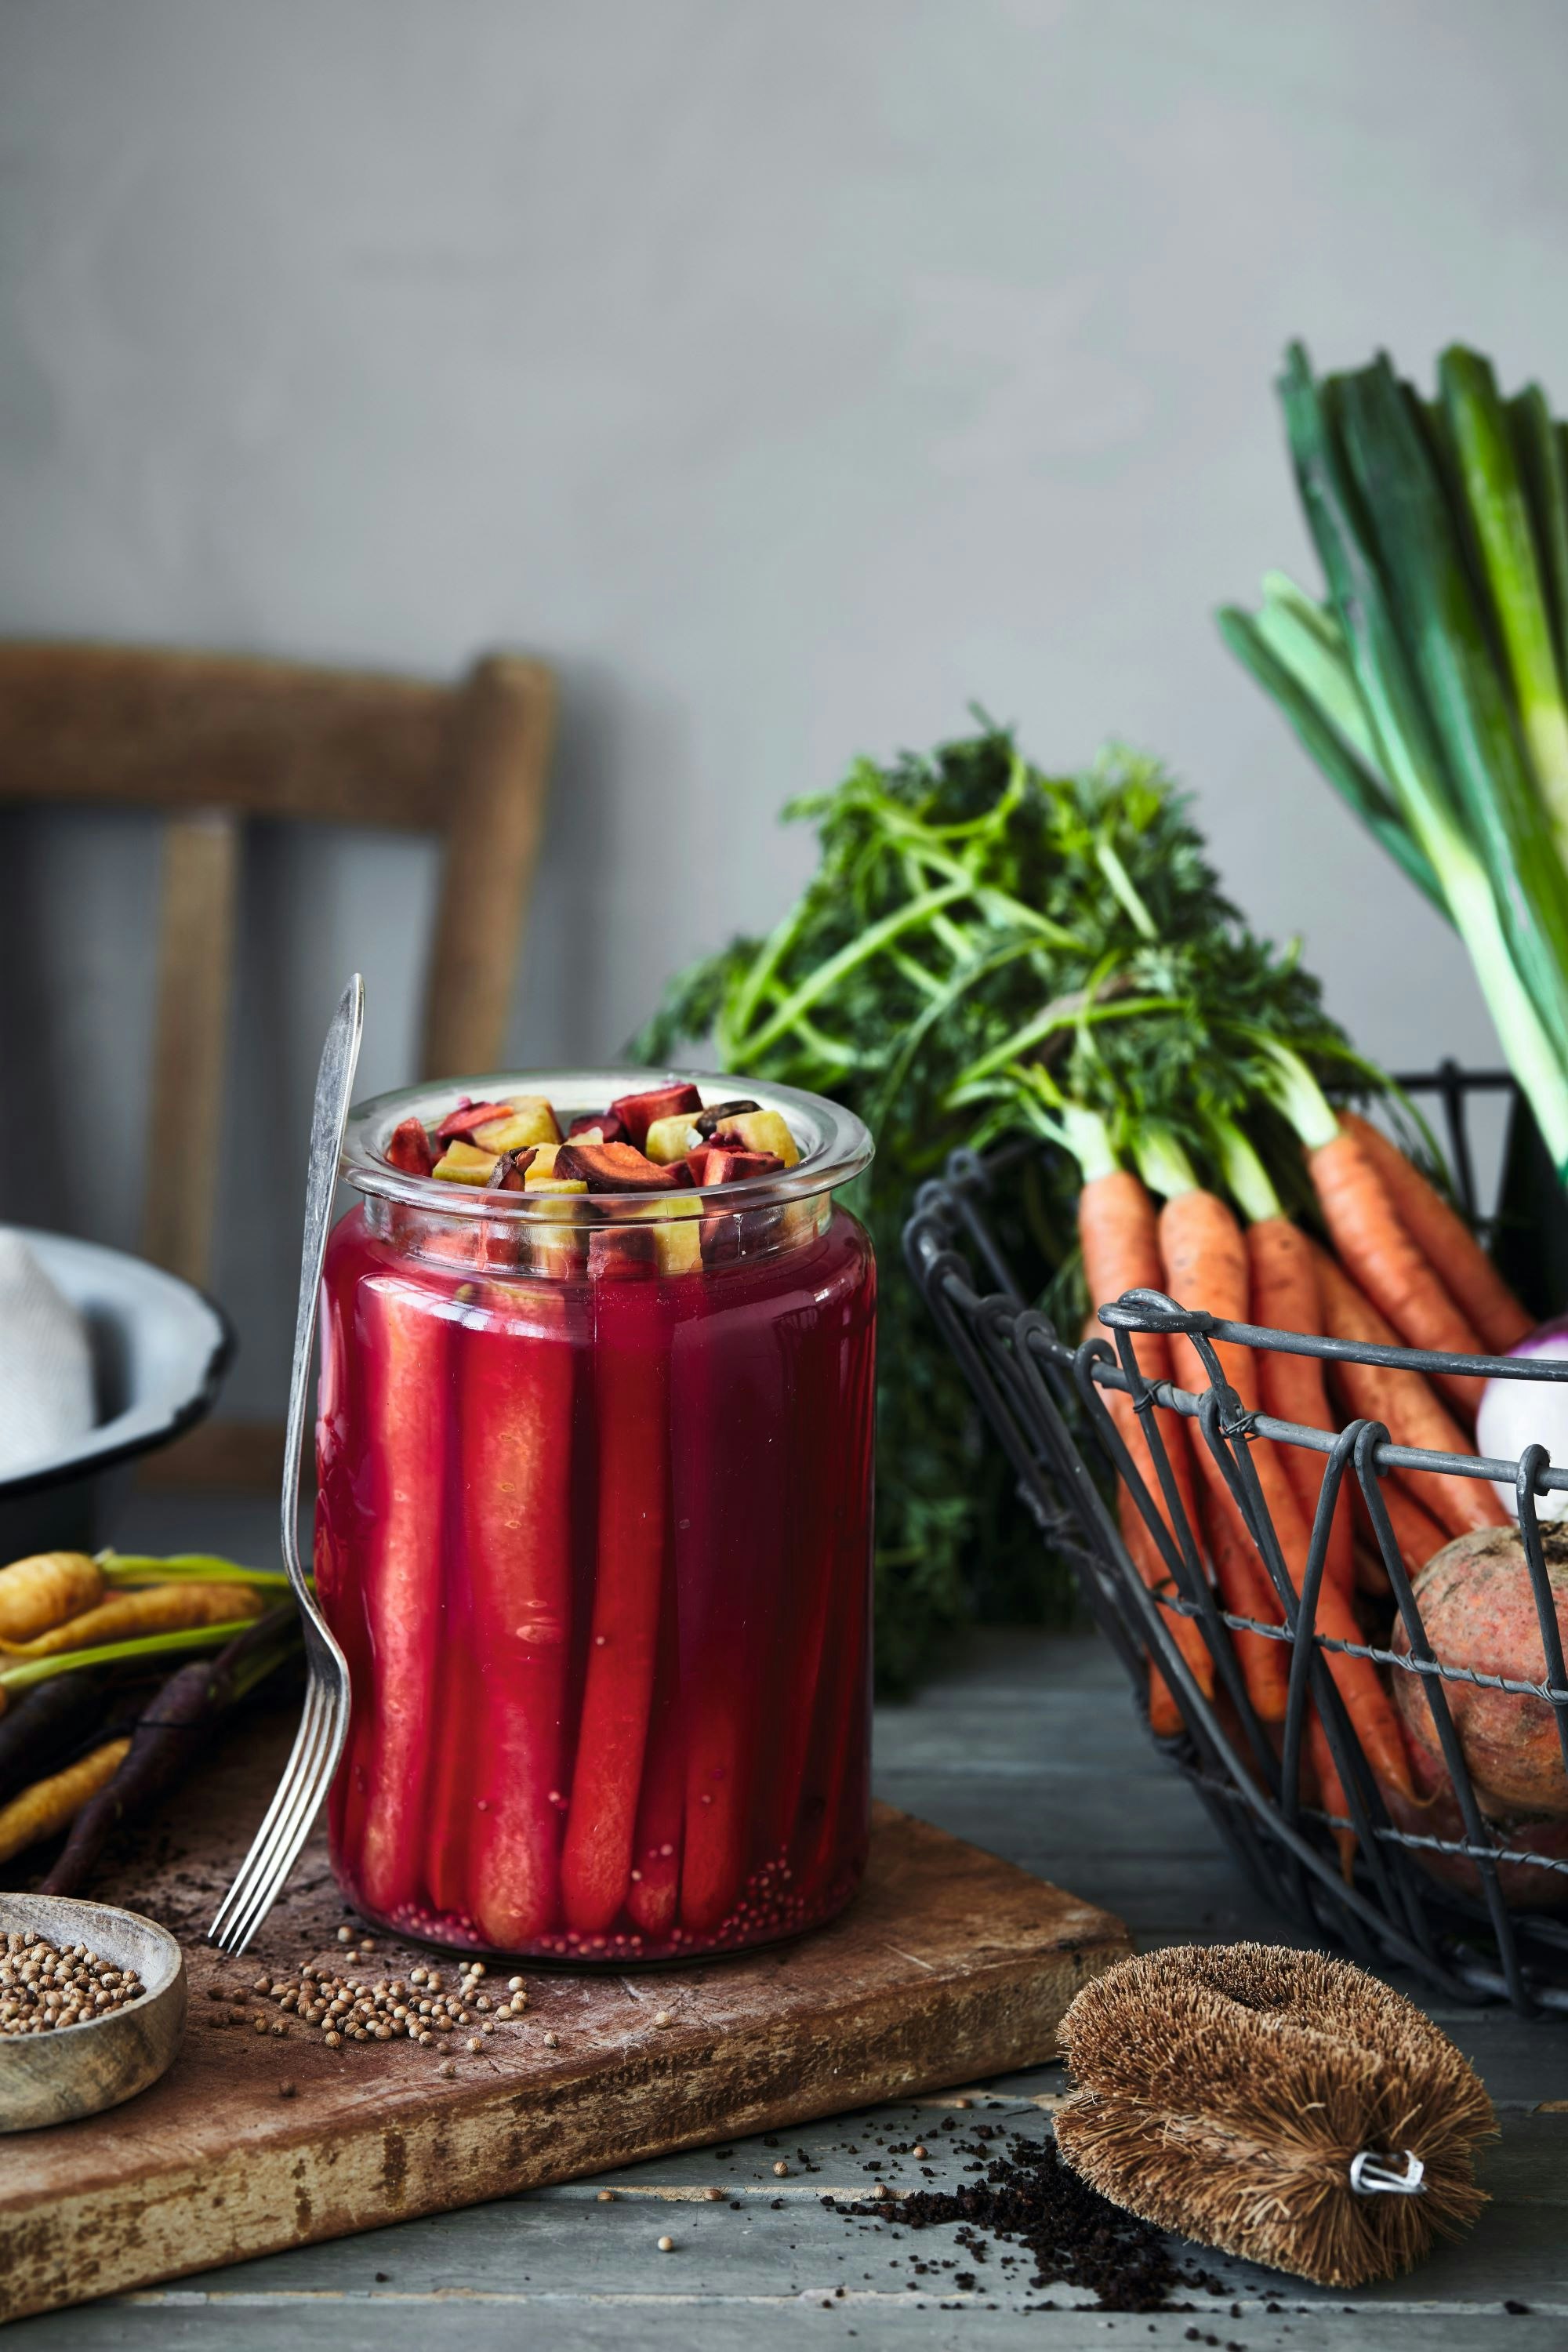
[209,975,365,1955]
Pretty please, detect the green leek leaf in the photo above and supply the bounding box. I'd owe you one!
[1439,346,1568,859]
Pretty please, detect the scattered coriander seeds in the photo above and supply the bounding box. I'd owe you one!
[336,1926,354,1944]
[543,2031,559,2049]
[657,2235,675,2252]
[214,1948,552,2063]
[597,2190,615,2203]
[652,2010,673,2027]
[773,2161,789,2177]
[913,2145,928,2161]
[438,2060,456,2079]
[508,1976,524,1993]
[703,2187,724,2201]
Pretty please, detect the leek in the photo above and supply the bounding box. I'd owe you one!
[1223,340,1568,1177]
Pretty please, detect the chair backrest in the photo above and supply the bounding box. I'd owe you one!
[0,637,555,1305]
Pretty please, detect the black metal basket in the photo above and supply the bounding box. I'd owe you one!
[903,1067,1568,2016]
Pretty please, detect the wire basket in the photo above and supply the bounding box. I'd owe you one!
[902,1066,1568,2016]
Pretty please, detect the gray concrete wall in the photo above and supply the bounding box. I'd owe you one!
[2,0,1564,1410]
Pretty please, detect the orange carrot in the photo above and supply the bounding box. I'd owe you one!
[1078,1171,1213,1730]
[1087,1337,1210,1735]
[1305,1712,1358,1880]
[1315,1249,1508,1540]
[1246,1218,1355,1600]
[1160,1189,1315,1575]
[1306,1127,1486,1416]
[1080,1170,1205,1534]
[1351,1477,1448,1587]
[1196,1482,1290,1723]
[1160,1188,1410,1793]
[1160,1189,1290,1725]
[1340,1112,1532,1356]
[1308,1577,1411,1798]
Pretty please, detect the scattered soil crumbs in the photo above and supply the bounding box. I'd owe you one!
[826,2129,1226,2315]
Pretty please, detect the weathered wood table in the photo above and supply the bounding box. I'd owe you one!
[10,1494,1566,2349]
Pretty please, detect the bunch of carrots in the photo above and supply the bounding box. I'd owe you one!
[1062,1043,1529,1865]
[0,1549,293,1890]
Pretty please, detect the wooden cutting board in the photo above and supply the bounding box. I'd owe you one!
[0,1708,1129,2325]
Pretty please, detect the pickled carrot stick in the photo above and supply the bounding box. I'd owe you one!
[560,1271,670,1936]
[674,1279,761,1938]
[626,1563,684,1940]
[791,1537,873,1911]
[423,1570,477,1923]
[760,1290,878,1860]
[355,1273,449,1922]
[463,1279,576,1948]
[315,1228,378,1879]
[786,1310,877,1908]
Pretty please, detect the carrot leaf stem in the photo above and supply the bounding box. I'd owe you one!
[0,1619,272,1695]
[1210,1115,1283,1223]
[1131,1122,1200,1203]
[96,1550,290,1591]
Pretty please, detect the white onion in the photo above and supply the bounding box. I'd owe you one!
[1475,1315,1568,1522]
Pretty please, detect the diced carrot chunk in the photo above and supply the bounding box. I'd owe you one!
[385,1116,435,1177]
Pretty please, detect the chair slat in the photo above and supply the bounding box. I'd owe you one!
[0,644,454,829]
[420,655,558,1080]
[140,810,241,1286]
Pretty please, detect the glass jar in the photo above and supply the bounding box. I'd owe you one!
[314,1069,877,1962]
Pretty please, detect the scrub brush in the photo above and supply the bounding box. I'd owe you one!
[1054,1943,1495,2288]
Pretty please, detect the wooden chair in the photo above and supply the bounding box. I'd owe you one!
[0,641,557,1484]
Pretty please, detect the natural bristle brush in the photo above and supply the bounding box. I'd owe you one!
[1054,1943,1496,2288]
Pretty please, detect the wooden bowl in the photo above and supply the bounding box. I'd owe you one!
[0,1895,185,2133]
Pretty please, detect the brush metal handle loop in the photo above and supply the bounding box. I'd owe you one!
[1348,2148,1425,2197]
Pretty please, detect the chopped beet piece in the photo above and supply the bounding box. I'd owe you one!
[685,1147,784,1188]
[435,1099,517,1142]
[607,1083,702,1149]
[385,1116,436,1177]
[555,1140,684,1192]
[485,1148,535,1192]
[586,1225,659,1278]
[568,1111,626,1144]
[695,1098,760,1138]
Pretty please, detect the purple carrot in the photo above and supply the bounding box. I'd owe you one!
[37,1606,296,1897]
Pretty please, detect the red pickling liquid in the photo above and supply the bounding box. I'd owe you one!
[314,1201,877,1961]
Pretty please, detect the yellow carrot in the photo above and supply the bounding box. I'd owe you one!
[0,1737,131,1864]
[0,1552,103,1644]
[0,1583,263,1661]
